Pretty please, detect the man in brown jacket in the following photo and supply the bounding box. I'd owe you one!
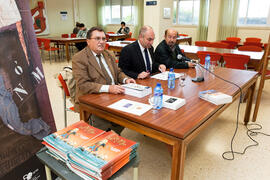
[72,26,135,134]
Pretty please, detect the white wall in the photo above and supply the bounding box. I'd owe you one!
[45,0,74,36]
[36,0,97,36]
[238,27,270,42]
[76,0,97,29]
[144,0,161,47]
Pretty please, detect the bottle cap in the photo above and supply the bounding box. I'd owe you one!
[157,83,161,86]
[170,68,174,72]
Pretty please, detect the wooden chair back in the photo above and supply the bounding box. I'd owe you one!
[252,34,270,122]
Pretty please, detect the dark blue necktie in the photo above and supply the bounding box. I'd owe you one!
[144,48,151,72]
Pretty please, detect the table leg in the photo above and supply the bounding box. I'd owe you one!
[188,38,192,45]
[45,165,52,180]
[171,140,186,180]
[65,42,70,62]
[244,81,256,125]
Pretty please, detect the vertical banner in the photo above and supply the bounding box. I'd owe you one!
[0,0,56,178]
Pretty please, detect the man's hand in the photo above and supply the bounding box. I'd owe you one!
[109,85,125,94]
[159,64,166,72]
[137,71,150,79]
[188,62,196,68]
[125,78,136,84]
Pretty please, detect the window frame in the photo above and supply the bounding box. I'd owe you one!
[106,0,134,25]
[237,0,270,27]
[173,0,200,26]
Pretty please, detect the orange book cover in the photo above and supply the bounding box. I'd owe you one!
[69,131,138,173]
[43,121,105,155]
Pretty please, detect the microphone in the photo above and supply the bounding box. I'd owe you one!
[177,54,183,60]
[191,60,204,82]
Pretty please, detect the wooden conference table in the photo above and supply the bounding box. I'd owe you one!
[180,45,265,69]
[79,68,258,180]
[44,37,86,61]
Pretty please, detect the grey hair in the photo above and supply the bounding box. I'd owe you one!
[139,25,153,37]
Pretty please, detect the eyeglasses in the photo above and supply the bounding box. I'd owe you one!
[90,37,107,42]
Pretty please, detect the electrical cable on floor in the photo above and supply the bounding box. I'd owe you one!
[196,63,270,160]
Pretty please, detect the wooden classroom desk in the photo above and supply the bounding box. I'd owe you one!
[107,33,130,41]
[44,37,86,62]
[177,36,192,45]
[78,68,258,180]
[107,40,134,53]
[179,45,265,70]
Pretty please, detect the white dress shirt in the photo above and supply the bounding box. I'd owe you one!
[92,51,126,92]
[138,40,153,72]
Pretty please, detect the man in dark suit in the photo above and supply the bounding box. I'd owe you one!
[154,29,195,69]
[72,27,135,134]
[119,25,166,79]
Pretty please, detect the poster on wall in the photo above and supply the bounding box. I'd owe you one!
[0,0,56,179]
[30,0,49,35]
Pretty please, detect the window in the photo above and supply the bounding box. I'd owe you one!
[238,0,270,26]
[173,0,200,25]
[104,0,134,24]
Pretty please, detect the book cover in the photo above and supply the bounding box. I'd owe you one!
[199,90,232,105]
[68,131,138,173]
[67,148,137,180]
[163,95,186,110]
[43,121,105,158]
[108,99,152,116]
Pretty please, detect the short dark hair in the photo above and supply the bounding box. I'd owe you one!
[165,29,178,37]
[87,26,105,39]
[78,23,85,28]
[121,21,126,26]
[76,22,80,27]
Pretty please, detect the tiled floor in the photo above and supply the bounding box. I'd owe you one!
[42,58,270,180]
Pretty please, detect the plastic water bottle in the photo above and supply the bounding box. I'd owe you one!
[153,83,163,109]
[168,68,175,89]
[204,55,211,70]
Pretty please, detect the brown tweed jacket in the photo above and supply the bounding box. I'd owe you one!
[72,46,128,111]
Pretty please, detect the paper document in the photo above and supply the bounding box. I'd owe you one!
[151,71,183,80]
[108,99,152,116]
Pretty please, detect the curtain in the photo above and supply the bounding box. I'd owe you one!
[133,0,144,38]
[96,0,106,30]
[217,0,240,40]
[197,0,209,41]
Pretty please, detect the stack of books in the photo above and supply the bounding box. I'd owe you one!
[199,90,232,105]
[43,121,139,180]
[122,83,152,98]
